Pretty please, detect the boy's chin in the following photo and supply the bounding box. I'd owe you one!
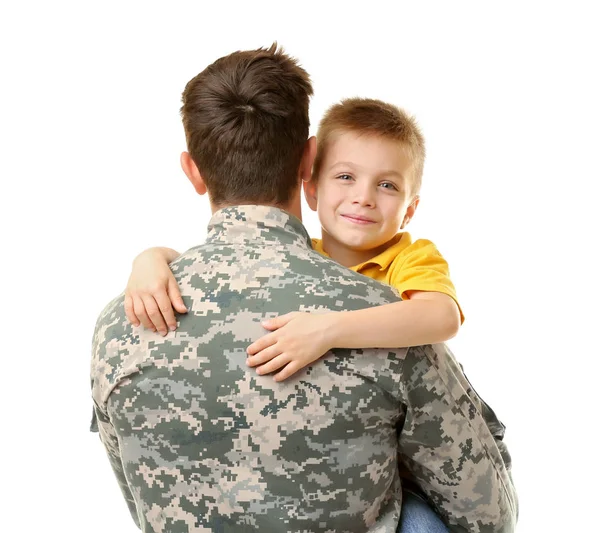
[325,230,390,253]
[341,239,384,253]
[341,234,398,255]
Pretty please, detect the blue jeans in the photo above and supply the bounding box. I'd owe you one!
[398,490,449,533]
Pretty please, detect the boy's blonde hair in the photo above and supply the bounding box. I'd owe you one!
[312,98,425,195]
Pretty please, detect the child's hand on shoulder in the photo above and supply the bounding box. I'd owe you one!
[246,311,337,381]
[124,248,187,335]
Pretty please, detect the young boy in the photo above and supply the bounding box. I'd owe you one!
[124,98,463,383]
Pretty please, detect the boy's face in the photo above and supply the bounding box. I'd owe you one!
[305,131,418,265]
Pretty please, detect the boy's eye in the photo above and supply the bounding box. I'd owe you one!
[379,182,398,191]
[336,174,353,181]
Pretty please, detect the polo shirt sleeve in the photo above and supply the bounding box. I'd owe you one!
[387,239,464,323]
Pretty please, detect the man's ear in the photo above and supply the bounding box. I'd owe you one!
[180,152,207,196]
[299,136,317,184]
[401,195,420,228]
[303,177,318,211]
[299,136,318,211]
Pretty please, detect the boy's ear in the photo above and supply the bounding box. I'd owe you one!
[303,176,318,211]
[180,151,207,196]
[401,196,420,228]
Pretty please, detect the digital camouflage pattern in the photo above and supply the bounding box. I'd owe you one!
[91,205,517,532]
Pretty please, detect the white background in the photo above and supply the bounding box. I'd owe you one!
[2,1,598,531]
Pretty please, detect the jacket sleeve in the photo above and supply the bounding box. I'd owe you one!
[93,400,141,530]
[397,343,518,532]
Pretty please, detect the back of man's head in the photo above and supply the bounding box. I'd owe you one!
[181,43,313,207]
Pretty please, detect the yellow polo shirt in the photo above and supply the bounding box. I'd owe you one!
[312,232,464,323]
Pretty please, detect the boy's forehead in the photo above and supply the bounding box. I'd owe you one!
[324,130,414,174]
[327,129,409,154]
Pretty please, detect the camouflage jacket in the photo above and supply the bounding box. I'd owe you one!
[91,205,517,532]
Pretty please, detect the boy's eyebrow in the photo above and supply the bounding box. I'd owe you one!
[327,161,357,172]
[377,170,405,181]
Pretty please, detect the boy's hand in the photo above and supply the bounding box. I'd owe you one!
[124,249,187,335]
[246,312,336,381]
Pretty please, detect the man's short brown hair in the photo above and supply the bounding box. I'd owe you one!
[312,98,425,195]
[181,43,313,206]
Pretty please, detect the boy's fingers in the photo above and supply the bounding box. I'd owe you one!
[155,291,178,331]
[246,344,282,367]
[273,362,300,382]
[132,295,156,332]
[124,294,140,326]
[261,312,294,330]
[173,298,188,314]
[247,334,277,355]
[255,354,290,375]
[168,279,188,314]
[142,294,168,335]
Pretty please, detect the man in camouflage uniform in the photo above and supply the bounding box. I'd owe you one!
[91,44,517,532]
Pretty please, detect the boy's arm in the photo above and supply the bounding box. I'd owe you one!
[246,293,460,380]
[338,236,462,347]
[124,246,186,334]
[325,291,461,349]
[247,239,462,380]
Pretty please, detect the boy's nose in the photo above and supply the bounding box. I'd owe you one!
[352,188,375,208]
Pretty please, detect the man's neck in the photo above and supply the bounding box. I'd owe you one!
[211,199,302,222]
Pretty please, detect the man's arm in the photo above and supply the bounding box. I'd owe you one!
[397,343,518,532]
[93,401,141,530]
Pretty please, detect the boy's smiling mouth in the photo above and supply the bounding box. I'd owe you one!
[341,214,377,225]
